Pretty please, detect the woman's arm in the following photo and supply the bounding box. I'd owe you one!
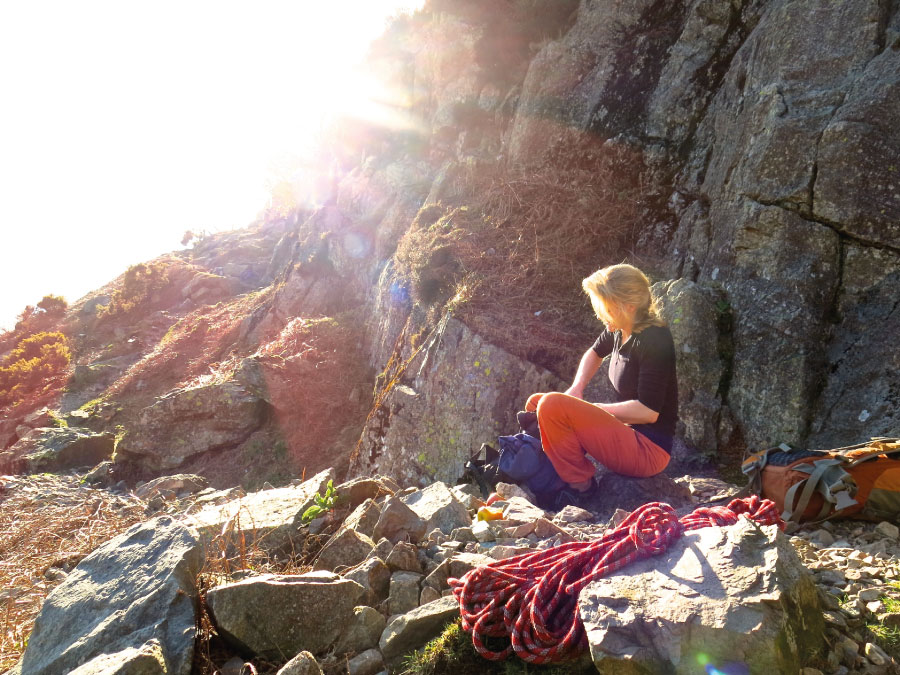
[597,399,659,424]
[564,348,603,399]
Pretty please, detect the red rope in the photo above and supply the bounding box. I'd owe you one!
[448,495,782,664]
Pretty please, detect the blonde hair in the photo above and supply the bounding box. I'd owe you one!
[582,263,665,334]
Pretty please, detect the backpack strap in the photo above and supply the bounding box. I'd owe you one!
[782,458,857,523]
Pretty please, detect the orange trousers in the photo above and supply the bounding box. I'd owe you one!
[525,392,669,484]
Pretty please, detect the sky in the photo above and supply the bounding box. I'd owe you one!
[0,1,422,331]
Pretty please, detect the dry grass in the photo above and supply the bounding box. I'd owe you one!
[394,148,648,376]
[0,474,145,671]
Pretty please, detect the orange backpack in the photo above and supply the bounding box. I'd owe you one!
[741,438,900,523]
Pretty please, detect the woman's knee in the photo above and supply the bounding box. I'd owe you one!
[525,393,544,412]
[535,391,570,420]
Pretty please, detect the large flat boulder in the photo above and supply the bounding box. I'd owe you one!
[206,571,364,659]
[184,468,333,551]
[12,427,115,473]
[580,518,824,673]
[19,517,201,675]
[400,482,470,534]
[115,379,266,470]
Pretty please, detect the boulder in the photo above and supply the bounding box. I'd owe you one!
[67,641,167,675]
[13,427,115,473]
[115,379,266,470]
[181,273,233,303]
[502,496,547,526]
[276,651,323,675]
[335,477,394,509]
[386,541,423,573]
[580,519,824,673]
[380,596,461,661]
[372,496,427,544]
[347,649,384,675]
[314,529,376,572]
[340,498,382,540]
[186,469,333,552]
[19,517,201,675]
[334,606,387,654]
[400,482,470,534]
[389,571,423,615]
[206,571,364,660]
[344,557,392,607]
[593,472,691,520]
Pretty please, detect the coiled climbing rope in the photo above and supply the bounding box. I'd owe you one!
[448,495,782,664]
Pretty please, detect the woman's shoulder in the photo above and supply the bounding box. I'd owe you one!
[635,324,674,349]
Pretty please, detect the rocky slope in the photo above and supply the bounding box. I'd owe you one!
[3,0,899,486]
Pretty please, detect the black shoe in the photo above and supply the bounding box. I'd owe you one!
[552,478,600,512]
[516,410,540,438]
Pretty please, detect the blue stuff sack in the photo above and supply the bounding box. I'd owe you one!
[497,433,565,498]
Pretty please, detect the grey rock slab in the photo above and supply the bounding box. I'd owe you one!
[380,596,461,661]
[581,519,824,673]
[314,528,375,572]
[20,517,201,675]
[400,482,470,534]
[335,606,387,654]
[185,468,333,551]
[206,571,364,660]
[15,427,115,473]
[276,651,323,675]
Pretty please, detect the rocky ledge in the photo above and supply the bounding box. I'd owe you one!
[4,469,899,675]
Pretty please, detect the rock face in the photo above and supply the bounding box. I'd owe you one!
[350,316,564,487]
[116,379,267,470]
[652,279,727,455]
[580,519,824,673]
[19,517,201,675]
[206,571,364,659]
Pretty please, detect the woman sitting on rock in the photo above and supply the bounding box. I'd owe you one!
[525,263,678,509]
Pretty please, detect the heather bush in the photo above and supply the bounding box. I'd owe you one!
[97,262,173,319]
[0,331,71,408]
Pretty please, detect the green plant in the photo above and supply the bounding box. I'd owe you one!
[301,480,338,524]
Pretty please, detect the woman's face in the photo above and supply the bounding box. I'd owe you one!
[597,298,633,333]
